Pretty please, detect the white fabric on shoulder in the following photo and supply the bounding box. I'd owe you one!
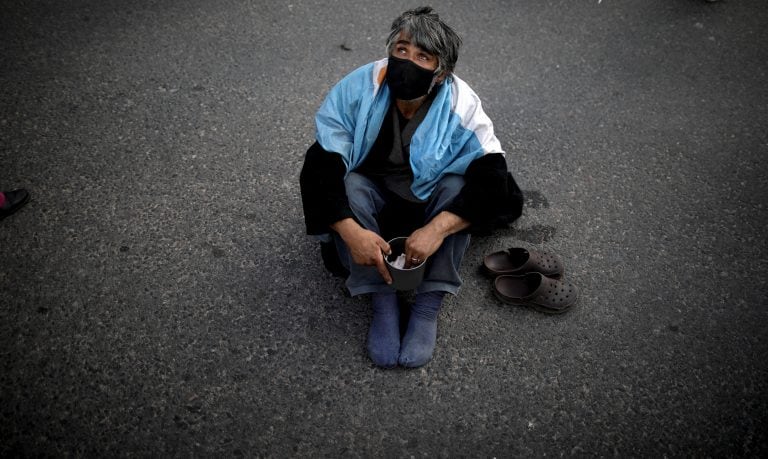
[449,75,504,156]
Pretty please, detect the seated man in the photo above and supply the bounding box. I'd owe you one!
[300,7,522,368]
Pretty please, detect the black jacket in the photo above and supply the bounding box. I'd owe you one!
[299,142,523,236]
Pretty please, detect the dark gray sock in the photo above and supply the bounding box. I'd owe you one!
[398,291,445,368]
[367,292,401,368]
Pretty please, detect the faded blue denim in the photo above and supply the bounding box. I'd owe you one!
[333,172,470,296]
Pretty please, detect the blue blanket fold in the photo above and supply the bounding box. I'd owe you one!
[316,58,504,200]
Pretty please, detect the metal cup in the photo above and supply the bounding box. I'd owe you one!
[384,237,426,291]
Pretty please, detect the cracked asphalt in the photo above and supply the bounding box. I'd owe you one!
[1,0,767,456]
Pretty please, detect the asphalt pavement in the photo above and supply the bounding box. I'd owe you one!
[1,0,767,456]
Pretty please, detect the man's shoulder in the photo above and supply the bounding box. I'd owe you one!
[445,74,482,109]
[337,58,388,89]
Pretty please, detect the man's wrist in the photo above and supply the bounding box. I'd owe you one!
[331,218,362,240]
[428,211,469,238]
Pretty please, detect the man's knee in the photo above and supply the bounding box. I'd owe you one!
[422,174,465,219]
[344,172,383,222]
[433,174,465,199]
[345,172,376,207]
[344,172,372,195]
[429,174,465,211]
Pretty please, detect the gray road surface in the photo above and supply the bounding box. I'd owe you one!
[1,0,767,456]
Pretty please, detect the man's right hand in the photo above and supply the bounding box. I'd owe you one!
[331,218,392,284]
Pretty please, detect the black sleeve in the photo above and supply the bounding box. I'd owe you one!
[299,141,355,235]
[446,153,524,234]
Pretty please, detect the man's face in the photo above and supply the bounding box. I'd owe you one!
[391,31,439,72]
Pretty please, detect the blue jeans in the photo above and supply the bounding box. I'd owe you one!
[332,172,471,296]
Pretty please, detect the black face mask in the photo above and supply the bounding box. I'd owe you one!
[386,55,436,100]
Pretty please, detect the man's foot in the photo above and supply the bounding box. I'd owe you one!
[398,291,445,368]
[0,189,30,220]
[367,292,401,368]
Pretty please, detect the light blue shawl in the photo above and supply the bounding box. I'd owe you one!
[315,58,503,200]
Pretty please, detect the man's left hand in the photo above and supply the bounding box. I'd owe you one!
[404,211,470,268]
[404,225,444,268]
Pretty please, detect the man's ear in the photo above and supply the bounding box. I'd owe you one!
[434,71,449,85]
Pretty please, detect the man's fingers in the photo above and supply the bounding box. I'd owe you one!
[376,256,393,284]
[404,255,424,269]
[377,237,391,255]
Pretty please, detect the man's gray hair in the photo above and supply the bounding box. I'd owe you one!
[385,6,462,75]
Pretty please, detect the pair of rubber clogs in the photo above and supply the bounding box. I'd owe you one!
[482,248,578,314]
